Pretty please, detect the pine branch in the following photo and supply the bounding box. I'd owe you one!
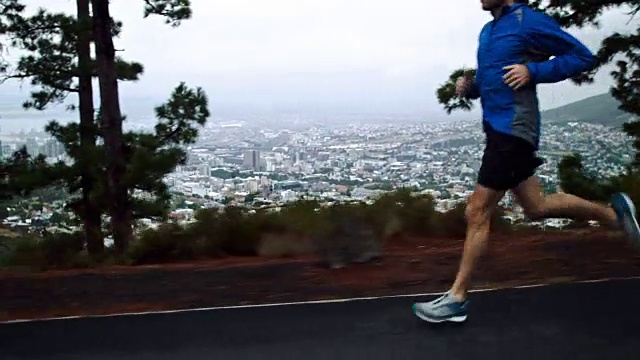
[1,72,78,92]
[143,0,192,27]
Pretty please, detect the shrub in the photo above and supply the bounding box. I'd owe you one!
[189,208,224,257]
[2,231,90,271]
[214,206,262,256]
[491,207,513,233]
[365,189,439,238]
[437,202,467,238]
[313,202,382,268]
[277,200,325,237]
[398,194,438,236]
[191,206,265,257]
[128,222,202,265]
[257,232,313,258]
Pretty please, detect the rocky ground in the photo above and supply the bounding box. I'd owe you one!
[2,228,640,322]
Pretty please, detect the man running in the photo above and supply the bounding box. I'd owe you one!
[412,0,640,323]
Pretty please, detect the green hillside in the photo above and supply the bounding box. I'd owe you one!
[541,93,635,128]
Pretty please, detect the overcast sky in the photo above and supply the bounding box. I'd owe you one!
[1,0,635,120]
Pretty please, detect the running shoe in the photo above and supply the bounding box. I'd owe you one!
[612,192,640,248]
[412,291,468,323]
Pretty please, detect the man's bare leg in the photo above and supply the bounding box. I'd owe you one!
[511,176,618,227]
[449,185,505,302]
[448,175,619,303]
[412,184,505,323]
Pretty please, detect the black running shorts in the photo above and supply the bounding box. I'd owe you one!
[477,121,544,191]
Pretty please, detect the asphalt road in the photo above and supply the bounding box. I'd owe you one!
[2,278,639,359]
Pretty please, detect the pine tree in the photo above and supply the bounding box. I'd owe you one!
[41,83,209,249]
[1,0,205,256]
[90,0,193,252]
[435,1,640,194]
[0,1,143,257]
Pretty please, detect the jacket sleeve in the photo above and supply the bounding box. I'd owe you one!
[523,11,597,84]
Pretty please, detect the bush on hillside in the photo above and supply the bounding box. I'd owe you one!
[366,189,439,238]
[128,222,202,264]
[313,202,381,268]
[209,206,263,256]
[187,206,266,257]
[257,232,313,258]
[1,231,91,270]
[277,199,327,237]
[437,202,467,238]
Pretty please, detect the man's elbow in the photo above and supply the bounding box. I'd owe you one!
[586,53,598,71]
[576,47,598,73]
[560,53,597,80]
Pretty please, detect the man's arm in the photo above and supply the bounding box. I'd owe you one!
[466,24,489,99]
[523,10,597,84]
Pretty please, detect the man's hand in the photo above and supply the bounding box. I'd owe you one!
[455,71,474,97]
[455,77,469,96]
[503,64,531,90]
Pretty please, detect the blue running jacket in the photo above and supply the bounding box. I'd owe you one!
[466,3,597,149]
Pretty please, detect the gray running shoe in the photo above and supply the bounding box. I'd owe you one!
[412,291,468,323]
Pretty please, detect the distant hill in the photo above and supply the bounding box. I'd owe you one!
[541,93,635,128]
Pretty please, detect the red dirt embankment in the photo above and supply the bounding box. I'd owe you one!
[2,229,639,322]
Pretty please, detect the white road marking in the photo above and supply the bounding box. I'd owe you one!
[2,275,639,325]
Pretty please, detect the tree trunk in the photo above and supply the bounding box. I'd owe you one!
[76,0,104,257]
[90,0,132,253]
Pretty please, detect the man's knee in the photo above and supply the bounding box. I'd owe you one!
[511,176,547,221]
[465,199,492,226]
[465,184,505,226]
